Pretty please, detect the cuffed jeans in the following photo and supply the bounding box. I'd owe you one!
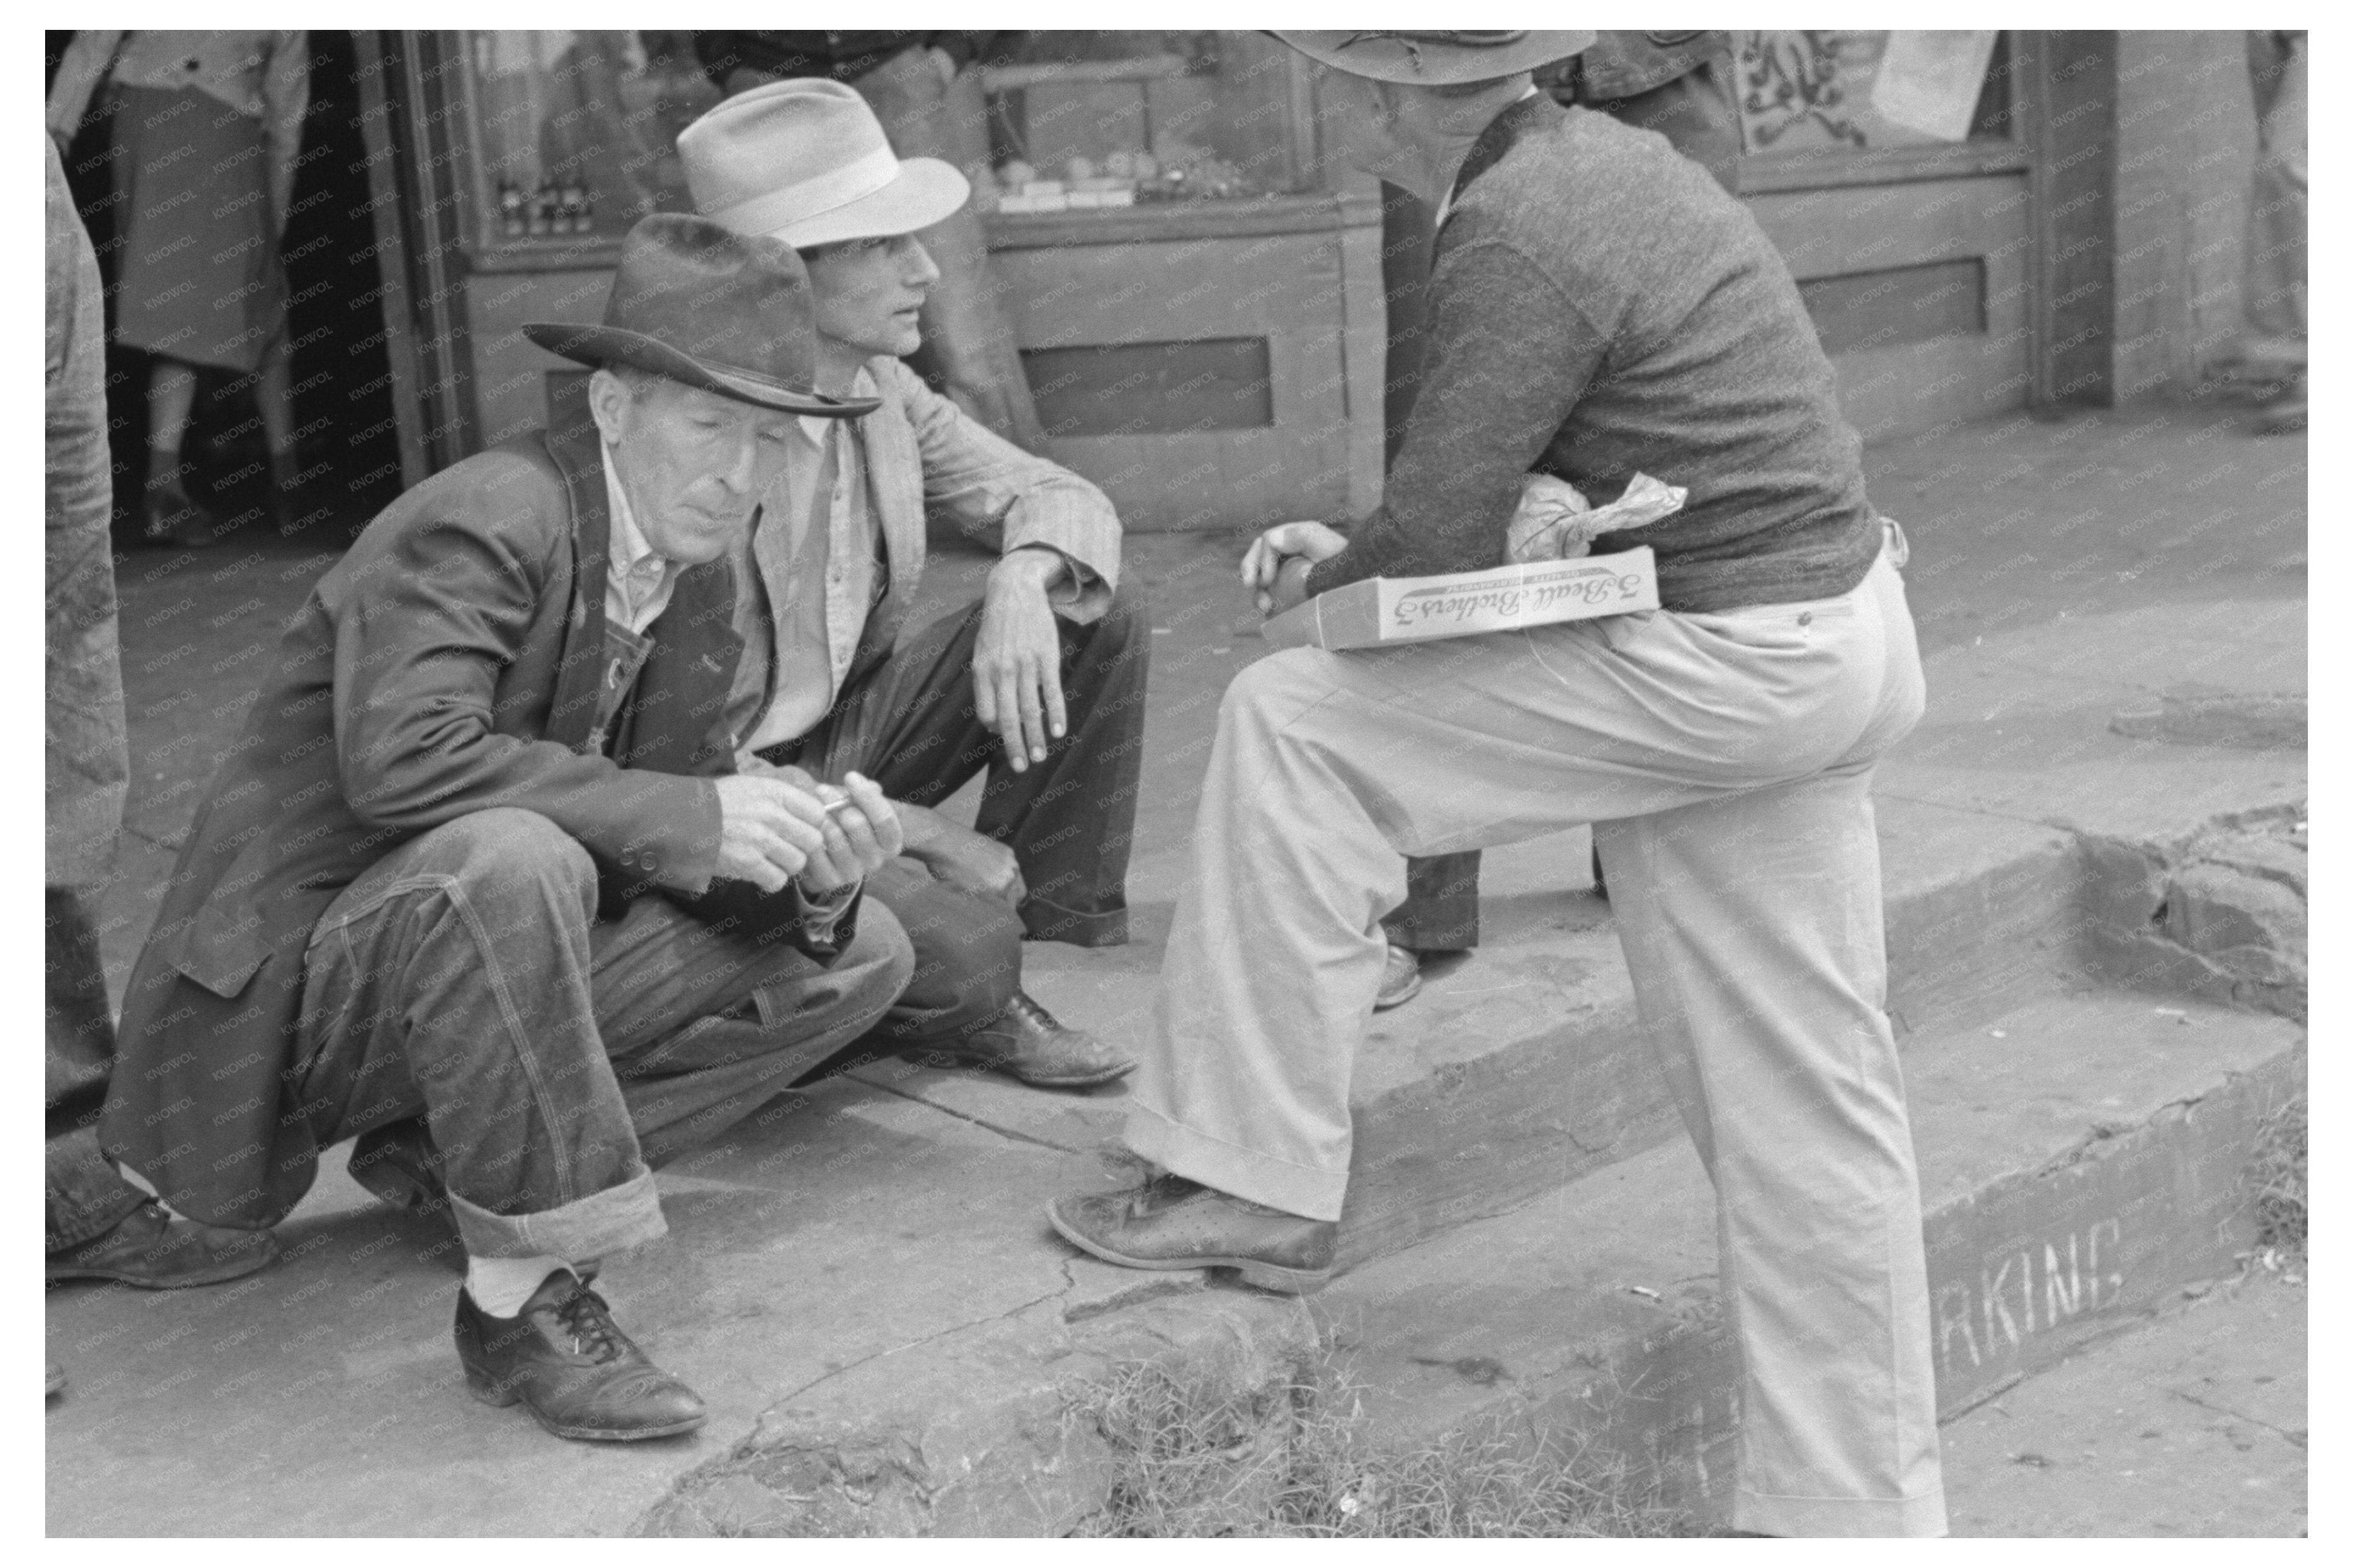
[290,808,913,1263]
[1126,539,1945,1536]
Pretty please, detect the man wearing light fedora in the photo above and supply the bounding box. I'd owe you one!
[1048,32,1944,1536]
[690,32,1048,452]
[105,214,917,1442]
[677,78,1144,1091]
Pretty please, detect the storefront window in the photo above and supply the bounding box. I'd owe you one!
[461,30,717,245]
[974,31,1316,213]
[1736,30,2012,157]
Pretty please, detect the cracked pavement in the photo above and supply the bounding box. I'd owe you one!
[1941,1268,2306,1535]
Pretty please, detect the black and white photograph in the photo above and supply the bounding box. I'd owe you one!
[37,15,2311,1540]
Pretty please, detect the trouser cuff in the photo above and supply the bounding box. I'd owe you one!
[449,1168,667,1263]
[1020,893,1127,947]
[1123,1101,1348,1223]
[1734,1485,1947,1539]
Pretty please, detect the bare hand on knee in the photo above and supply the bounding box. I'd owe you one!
[974,547,1069,772]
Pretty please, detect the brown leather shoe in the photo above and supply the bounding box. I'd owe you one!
[45,1200,279,1289]
[1048,1174,1337,1294]
[454,1269,707,1442]
[924,991,1135,1088]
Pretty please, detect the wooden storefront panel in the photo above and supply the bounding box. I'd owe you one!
[1748,172,2034,440]
[987,196,1383,532]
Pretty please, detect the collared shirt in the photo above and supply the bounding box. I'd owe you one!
[602,445,681,636]
[734,367,887,754]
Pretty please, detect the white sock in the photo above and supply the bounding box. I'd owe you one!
[465,1255,573,1317]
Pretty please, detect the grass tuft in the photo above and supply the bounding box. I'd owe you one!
[1073,1347,1688,1538]
[2251,1091,2307,1261]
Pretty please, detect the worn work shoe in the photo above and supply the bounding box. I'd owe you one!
[1048,1174,1337,1294]
[1374,940,1423,1010]
[453,1269,707,1442]
[45,1200,279,1289]
[925,991,1135,1088]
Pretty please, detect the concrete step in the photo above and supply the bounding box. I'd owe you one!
[1311,988,2305,1526]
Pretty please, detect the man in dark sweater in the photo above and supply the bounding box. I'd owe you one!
[1049,32,1943,1538]
[1379,29,1744,1005]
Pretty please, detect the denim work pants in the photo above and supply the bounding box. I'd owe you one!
[1127,541,1943,1536]
[763,585,1148,1055]
[291,808,913,1263]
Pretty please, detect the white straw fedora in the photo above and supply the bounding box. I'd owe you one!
[679,78,971,249]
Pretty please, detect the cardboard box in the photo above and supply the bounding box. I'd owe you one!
[1261,547,1659,651]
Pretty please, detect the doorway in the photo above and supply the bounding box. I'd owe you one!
[48,30,409,555]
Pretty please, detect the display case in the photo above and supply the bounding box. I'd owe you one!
[398,29,1383,530]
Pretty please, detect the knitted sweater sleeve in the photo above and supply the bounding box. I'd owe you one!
[1307,238,1612,596]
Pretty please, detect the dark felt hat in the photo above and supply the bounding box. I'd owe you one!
[1271,30,1593,86]
[523,213,877,418]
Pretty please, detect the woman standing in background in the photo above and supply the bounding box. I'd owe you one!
[48,31,308,547]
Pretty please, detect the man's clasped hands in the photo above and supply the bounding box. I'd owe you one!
[712,766,903,896]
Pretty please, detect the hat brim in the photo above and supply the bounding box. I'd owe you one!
[760,157,971,250]
[520,323,879,418]
[1273,30,1593,85]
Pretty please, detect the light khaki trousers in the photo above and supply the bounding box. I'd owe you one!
[1126,540,1945,1536]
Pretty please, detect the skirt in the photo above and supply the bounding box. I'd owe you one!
[107,82,287,374]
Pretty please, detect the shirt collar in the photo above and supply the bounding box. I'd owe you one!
[601,444,665,576]
[599,443,676,631]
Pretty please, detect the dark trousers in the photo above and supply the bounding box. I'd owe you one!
[289,808,913,1261]
[1377,66,1739,953]
[760,585,1149,1047]
[46,886,148,1252]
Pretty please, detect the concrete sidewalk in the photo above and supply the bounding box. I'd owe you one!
[46,404,2304,1536]
[1943,1266,2307,1536]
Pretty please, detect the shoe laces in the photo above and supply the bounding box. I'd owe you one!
[551,1282,626,1364]
[1001,991,1060,1030]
